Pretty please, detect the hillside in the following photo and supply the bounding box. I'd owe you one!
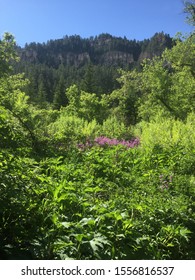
[15,32,174,107]
[19,32,173,66]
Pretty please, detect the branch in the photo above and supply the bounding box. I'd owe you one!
[157,97,181,120]
[5,106,41,153]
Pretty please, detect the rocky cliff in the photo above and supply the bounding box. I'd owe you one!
[18,32,173,68]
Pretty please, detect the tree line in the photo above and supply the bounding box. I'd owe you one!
[14,32,174,109]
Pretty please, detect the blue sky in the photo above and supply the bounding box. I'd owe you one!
[0,0,193,46]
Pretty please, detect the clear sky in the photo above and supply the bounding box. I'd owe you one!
[0,0,193,46]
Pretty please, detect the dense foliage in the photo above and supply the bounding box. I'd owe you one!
[0,23,195,260]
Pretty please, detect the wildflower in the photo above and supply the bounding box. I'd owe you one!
[78,136,140,150]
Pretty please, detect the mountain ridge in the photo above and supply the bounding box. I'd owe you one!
[18,32,174,67]
[14,32,175,107]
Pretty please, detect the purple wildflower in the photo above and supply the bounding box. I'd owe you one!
[78,136,140,150]
[94,136,140,148]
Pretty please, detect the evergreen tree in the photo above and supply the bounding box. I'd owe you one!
[25,67,39,102]
[53,75,67,109]
[81,63,97,93]
[37,74,47,105]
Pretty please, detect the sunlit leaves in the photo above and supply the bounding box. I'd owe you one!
[183,0,195,26]
[138,33,195,121]
[0,32,18,77]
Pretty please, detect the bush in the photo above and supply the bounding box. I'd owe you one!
[48,112,99,146]
[97,115,132,139]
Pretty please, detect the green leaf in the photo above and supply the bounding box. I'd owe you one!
[179,227,191,240]
[61,222,72,229]
[78,217,95,227]
[89,234,110,253]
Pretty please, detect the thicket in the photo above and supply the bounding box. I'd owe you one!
[0,27,195,259]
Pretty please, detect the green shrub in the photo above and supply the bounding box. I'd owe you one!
[48,112,99,145]
[97,115,132,140]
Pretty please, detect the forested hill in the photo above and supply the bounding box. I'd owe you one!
[19,32,173,67]
[14,32,174,107]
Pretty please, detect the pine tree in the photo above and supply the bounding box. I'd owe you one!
[81,63,97,93]
[37,74,47,105]
[53,75,67,109]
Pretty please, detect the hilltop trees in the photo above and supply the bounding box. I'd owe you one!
[15,32,174,107]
